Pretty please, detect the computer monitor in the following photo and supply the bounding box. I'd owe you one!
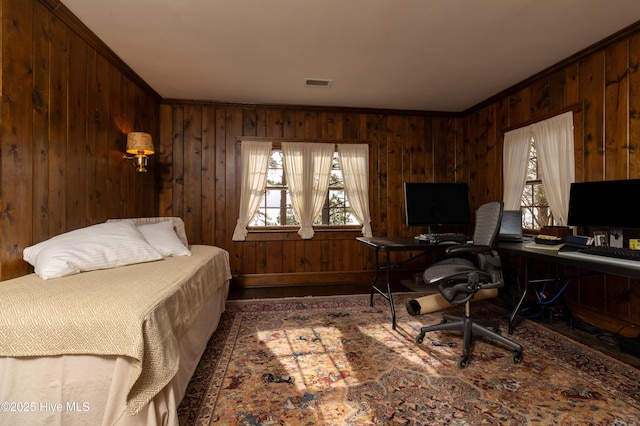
[403,182,471,231]
[567,179,640,229]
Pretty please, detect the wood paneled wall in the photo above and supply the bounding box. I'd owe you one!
[464,26,640,332]
[158,103,465,286]
[160,23,640,331]
[0,0,161,280]
[3,0,639,333]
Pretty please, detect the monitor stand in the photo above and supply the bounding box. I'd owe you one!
[415,225,440,240]
[427,225,441,235]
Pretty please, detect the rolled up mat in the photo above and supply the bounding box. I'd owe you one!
[405,288,499,316]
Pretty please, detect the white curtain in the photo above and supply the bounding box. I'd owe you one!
[503,126,532,210]
[282,142,334,239]
[532,111,575,225]
[232,141,272,241]
[338,144,372,237]
[503,111,575,223]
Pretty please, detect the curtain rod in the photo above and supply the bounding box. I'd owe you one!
[236,136,370,145]
[501,102,583,134]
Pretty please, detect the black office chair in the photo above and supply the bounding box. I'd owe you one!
[414,200,523,368]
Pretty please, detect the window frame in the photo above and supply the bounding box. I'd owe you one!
[503,106,579,234]
[237,138,370,236]
[521,137,556,232]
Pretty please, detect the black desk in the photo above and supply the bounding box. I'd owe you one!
[499,241,640,333]
[356,236,451,329]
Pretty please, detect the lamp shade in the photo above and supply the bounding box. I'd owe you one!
[126,132,154,155]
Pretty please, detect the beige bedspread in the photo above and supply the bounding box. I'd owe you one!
[0,245,231,415]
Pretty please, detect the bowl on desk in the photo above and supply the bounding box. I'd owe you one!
[534,235,564,245]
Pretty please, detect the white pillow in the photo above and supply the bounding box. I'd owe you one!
[137,221,191,257]
[106,217,189,247]
[23,221,163,280]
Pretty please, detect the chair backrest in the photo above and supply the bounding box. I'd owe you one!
[471,201,504,289]
[472,201,504,247]
[427,201,505,303]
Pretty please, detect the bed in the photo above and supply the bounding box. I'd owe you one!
[0,218,231,425]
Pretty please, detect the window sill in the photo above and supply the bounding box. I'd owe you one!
[244,226,362,241]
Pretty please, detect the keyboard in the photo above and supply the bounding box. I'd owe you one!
[415,233,468,243]
[579,245,640,261]
[558,248,640,270]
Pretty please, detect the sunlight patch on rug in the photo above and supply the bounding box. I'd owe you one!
[179,294,640,425]
[257,324,355,393]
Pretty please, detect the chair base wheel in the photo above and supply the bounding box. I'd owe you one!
[416,334,425,344]
[512,351,523,364]
[458,356,469,368]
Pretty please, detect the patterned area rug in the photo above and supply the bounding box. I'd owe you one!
[178,293,640,425]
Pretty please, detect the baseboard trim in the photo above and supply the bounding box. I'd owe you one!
[233,271,374,287]
[567,304,640,338]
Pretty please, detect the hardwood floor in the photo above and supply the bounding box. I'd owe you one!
[531,310,640,369]
[227,281,409,300]
[227,282,640,369]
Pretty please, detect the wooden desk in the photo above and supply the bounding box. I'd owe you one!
[499,241,640,333]
[356,237,450,329]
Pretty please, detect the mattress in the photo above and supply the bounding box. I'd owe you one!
[0,245,231,425]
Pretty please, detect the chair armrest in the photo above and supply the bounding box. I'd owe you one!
[445,244,491,256]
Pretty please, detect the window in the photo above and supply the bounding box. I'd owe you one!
[250,150,358,227]
[323,153,357,225]
[233,140,372,241]
[521,137,556,231]
[503,111,574,233]
[249,150,293,226]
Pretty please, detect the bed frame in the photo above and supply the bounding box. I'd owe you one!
[0,244,230,426]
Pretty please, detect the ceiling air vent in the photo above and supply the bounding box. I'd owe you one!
[304,78,332,87]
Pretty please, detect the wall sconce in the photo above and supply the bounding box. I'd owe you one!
[124,132,154,172]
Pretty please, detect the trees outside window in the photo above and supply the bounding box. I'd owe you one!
[521,138,556,231]
[250,150,357,227]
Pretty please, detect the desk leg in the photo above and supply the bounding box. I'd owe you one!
[370,250,397,330]
[369,250,380,307]
[509,256,529,334]
[386,251,397,329]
